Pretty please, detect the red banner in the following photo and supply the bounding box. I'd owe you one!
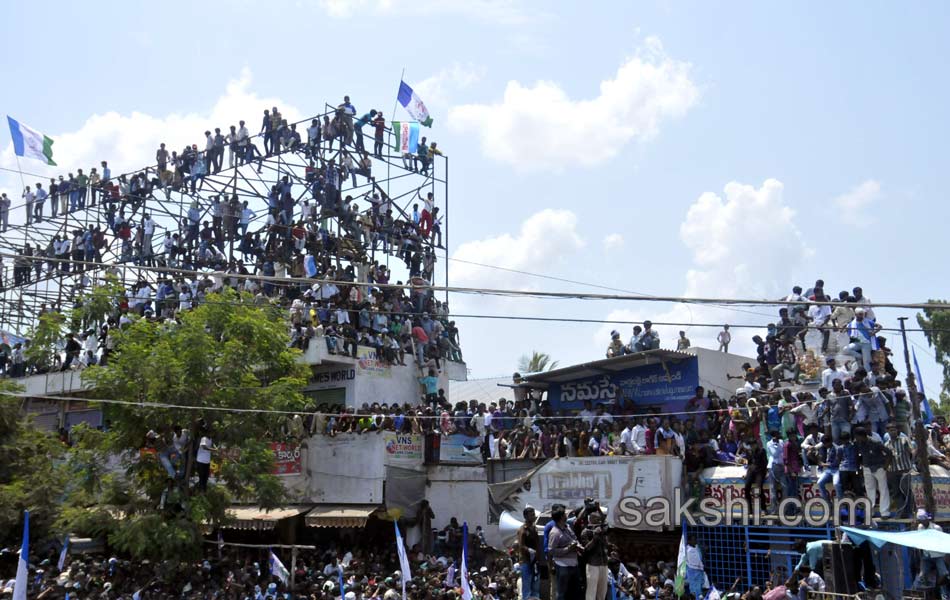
[271,442,302,475]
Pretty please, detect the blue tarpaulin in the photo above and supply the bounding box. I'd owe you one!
[841,526,950,553]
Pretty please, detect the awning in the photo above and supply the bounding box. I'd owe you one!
[224,505,312,530]
[305,504,380,528]
[840,526,950,553]
[521,349,695,386]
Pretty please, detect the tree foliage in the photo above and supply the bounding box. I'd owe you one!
[517,351,559,374]
[58,289,310,560]
[0,380,69,546]
[917,300,950,400]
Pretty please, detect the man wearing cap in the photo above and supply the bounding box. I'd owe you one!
[917,509,949,588]
[606,330,625,358]
[636,321,660,352]
[843,308,880,371]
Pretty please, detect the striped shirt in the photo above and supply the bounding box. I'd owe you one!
[885,435,915,472]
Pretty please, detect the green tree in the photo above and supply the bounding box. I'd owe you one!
[917,300,950,401]
[25,311,67,372]
[517,351,559,374]
[0,381,70,545]
[63,290,310,560]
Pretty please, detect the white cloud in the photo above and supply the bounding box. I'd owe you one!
[448,37,699,171]
[832,180,881,227]
[414,64,486,111]
[316,0,531,24]
[594,179,813,359]
[0,69,301,223]
[602,233,624,251]
[450,208,585,291]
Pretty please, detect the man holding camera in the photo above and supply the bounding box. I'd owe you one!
[547,507,581,600]
[580,509,610,600]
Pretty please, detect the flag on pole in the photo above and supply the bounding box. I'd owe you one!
[673,530,687,597]
[268,550,289,585]
[397,81,433,127]
[338,564,346,599]
[394,522,412,599]
[7,117,56,166]
[57,536,69,571]
[13,510,29,600]
[460,523,473,600]
[913,348,934,424]
[391,121,420,154]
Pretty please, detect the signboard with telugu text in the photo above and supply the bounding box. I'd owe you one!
[271,442,302,476]
[546,357,699,412]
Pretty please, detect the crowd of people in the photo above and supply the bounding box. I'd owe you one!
[0,94,461,377]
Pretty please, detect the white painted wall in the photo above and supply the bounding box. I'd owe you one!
[425,464,498,547]
[287,434,386,504]
[691,347,755,398]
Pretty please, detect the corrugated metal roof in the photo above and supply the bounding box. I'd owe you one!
[521,349,695,386]
[223,505,312,530]
[305,504,381,528]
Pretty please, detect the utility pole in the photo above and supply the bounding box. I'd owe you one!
[899,317,935,515]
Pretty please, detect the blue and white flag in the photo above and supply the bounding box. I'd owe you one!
[268,550,289,585]
[57,536,69,571]
[13,511,29,600]
[397,81,433,127]
[7,117,56,166]
[394,522,412,599]
[337,564,345,599]
[913,348,934,424]
[460,523,473,600]
[304,255,318,278]
[704,585,721,600]
[391,121,420,154]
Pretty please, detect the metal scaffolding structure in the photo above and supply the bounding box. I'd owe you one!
[0,102,449,337]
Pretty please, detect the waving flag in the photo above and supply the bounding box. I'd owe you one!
[13,511,29,600]
[394,522,412,599]
[673,530,687,597]
[7,117,56,166]
[392,121,420,154]
[397,81,433,127]
[338,564,345,599]
[57,536,69,571]
[268,550,289,585]
[913,348,934,424]
[460,523,473,600]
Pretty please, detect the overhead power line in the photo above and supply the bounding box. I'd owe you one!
[0,250,947,311]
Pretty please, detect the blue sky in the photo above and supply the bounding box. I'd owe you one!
[1,0,948,392]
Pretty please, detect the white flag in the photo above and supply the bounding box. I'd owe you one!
[460,523,473,600]
[268,550,289,585]
[13,511,29,600]
[394,522,412,599]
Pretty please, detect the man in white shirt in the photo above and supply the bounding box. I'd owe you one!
[22,185,35,225]
[808,297,833,353]
[619,422,634,455]
[196,431,214,491]
[797,565,826,593]
[821,358,848,391]
[630,419,647,454]
[578,400,597,430]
